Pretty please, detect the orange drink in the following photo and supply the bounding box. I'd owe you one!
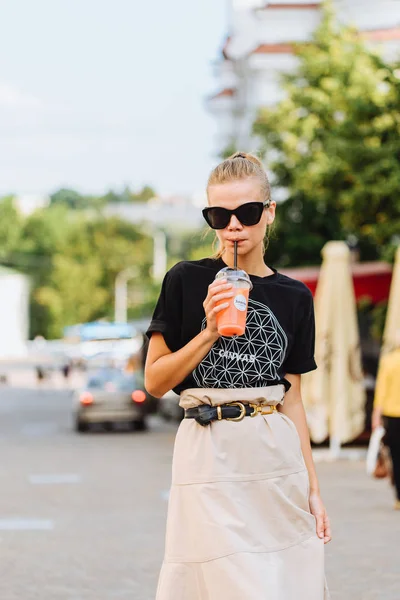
[215,267,252,337]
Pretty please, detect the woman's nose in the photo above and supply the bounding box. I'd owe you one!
[228,214,242,230]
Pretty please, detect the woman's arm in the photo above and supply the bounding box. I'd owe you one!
[145,278,233,398]
[279,373,331,544]
[145,330,217,397]
[372,358,388,430]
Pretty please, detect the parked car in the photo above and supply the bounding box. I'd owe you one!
[158,389,184,422]
[73,368,157,432]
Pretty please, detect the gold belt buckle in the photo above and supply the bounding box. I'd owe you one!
[225,402,246,422]
[249,403,277,417]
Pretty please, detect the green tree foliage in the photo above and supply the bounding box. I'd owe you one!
[50,188,84,209]
[102,185,156,203]
[130,185,156,203]
[0,197,22,257]
[50,188,106,211]
[253,2,400,264]
[35,256,109,339]
[0,195,155,338]
[31,216,153,338]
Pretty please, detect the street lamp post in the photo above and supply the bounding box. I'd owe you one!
[152,229,167,282]
[114,266,138,323]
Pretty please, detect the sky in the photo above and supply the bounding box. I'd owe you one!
[0,0,227,198]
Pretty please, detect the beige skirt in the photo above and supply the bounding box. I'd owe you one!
[156,386,330,600]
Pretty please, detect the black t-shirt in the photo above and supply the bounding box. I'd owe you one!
[146,257,317,395]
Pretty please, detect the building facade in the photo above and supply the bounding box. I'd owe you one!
[208,0,400,154]
[0,267,30,358]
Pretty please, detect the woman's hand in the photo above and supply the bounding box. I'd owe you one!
[309,492,331,544]
[203,278,234,338]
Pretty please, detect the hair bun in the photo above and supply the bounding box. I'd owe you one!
[207,150,270,202]
[229,151,263,169]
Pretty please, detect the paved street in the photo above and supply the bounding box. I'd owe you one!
[0,373,399,600]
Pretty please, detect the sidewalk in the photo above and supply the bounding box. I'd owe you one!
[0,366,86,390]
[316,456,399,599]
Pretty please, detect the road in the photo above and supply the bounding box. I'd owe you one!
[0,377,399,600]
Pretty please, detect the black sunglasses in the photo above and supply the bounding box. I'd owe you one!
[202,200,270,230]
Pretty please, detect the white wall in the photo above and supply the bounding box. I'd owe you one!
[0,274,30,358]
[335,0,400,31]
[256,7,321,44]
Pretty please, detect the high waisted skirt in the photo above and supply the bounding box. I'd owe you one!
[156,386,330,600]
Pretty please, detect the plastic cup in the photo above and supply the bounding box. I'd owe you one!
[215,267,253,337]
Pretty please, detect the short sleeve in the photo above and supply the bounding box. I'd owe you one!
[283,289,317,375]
[146,267,183,352]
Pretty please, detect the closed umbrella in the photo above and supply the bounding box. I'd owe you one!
[381,246,400,356]
[302,241,365,455]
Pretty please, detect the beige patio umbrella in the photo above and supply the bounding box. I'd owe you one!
[301,241,365,452]
[381,246,400,356]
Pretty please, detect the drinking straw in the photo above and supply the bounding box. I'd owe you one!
[234,241,238,269]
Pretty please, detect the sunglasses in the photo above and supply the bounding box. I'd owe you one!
[202,200,270,230]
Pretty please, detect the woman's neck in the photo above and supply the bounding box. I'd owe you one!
[221,248,274,278]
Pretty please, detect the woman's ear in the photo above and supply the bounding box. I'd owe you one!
[266,202,276,225]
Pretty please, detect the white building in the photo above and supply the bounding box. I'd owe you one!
[208,0,400,154]
[0,266,30,358]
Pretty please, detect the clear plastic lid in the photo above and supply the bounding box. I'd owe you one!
[215,267,253,290]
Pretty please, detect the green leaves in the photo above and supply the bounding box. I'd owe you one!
[254,4,400,264]
[0,195,155,338]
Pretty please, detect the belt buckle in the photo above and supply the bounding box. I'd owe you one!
[226,402,246,422]
[249,403,276,417]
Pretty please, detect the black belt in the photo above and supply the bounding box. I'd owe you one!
[184,402,277,427]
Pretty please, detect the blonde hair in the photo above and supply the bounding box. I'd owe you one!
[207,151,271,202]
[206,152,272,258]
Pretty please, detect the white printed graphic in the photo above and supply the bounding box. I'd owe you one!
[234,294,247,312]
[193,298,288,388]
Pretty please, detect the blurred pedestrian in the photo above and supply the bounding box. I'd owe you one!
[372,329,400,510]
[62,362,71,379]
[36,366,45,384]
[145,153,330,599]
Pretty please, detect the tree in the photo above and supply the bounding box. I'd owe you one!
[50,188,84,209]
[253,2,400,264]
[129,185,156,203]
[0,196,22,257]
[30,214,154,338]
[102,185,156,204]
[35,256,108,338]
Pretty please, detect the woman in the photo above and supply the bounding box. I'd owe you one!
[372,329,400,510]
[145,152,331,599]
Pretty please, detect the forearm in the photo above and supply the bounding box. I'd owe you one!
[279,391,320,494]
[145,330,218,397]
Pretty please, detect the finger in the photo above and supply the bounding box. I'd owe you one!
[315,513,325,540]
[208,279,228,292]
[209,291,234,305]
[323,516,332,544]
[204,285,233,309]
[212,303,230,314]
[210,283,233,297]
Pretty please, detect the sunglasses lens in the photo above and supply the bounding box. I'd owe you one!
[203,207,230,229]
[236,203,263,226]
